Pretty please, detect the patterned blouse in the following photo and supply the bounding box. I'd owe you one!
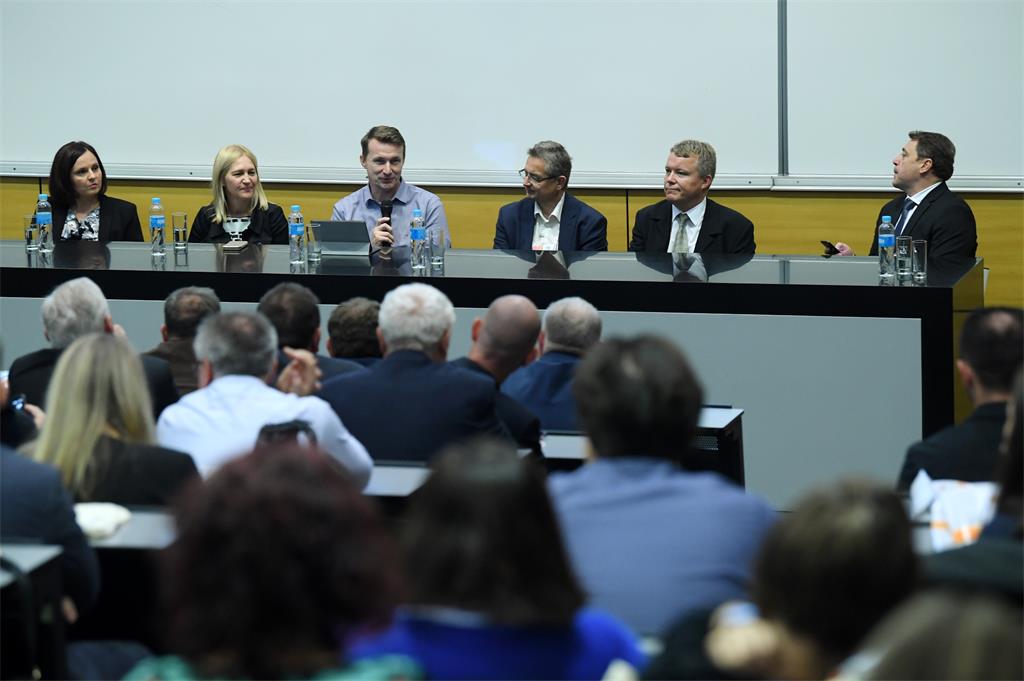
[62,206,100,241]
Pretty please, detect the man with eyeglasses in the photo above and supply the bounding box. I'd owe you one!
[494,141,608,251]
[629,140,755,254]
[331,125,450,253]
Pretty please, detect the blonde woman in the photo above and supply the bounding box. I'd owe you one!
[189,144,288,244]
[28,333,198,506]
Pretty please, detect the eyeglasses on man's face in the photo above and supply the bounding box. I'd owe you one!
[518,168,556,184]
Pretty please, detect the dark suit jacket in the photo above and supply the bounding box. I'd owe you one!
[500,351,582,432]
[8,347,178,420]
[0,448,100,612]
[274,350,366,384]
[629,198,755,254]
[451,357,542,456]
[318,350,508,463]
[869,182,977,261]
[81,437,199,506]
[494,194,608,251]
[53,194,143,242]
[897,401,1006,490]
[189,202,289,244]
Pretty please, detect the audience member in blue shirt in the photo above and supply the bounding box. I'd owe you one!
[547,336,777,635]
[347,440,645,679]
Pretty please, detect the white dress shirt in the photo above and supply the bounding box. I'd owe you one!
[667,198,708,254]
[156,374,372,487]
[532,193,566,251]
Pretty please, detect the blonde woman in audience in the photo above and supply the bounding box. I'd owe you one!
[27,333,197,506]
[189,144,288,244]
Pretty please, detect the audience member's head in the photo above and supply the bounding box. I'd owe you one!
[541,296,601,356]
[30,333,154,499]
[194,311,277,383]
[574,335,703,461]
[163,287,220,341]
[856,591,1022,680]
[471,295,541,382]
[377,283,455,361]
[402,439,585,626]
[958,307,1023,403]
[327,297,382,360]
[751,479,917,678]
[160,445,399,679]
[41,277,111,349]
[257,282,322,352]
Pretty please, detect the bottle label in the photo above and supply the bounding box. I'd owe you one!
[878,234,894,248]
[150,215,166,229]
[410,228,426,240]
[36,211,52,226]
[289,223,304,237]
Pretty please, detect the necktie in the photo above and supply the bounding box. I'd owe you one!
[672,214,689,254]
[894,197,915,237]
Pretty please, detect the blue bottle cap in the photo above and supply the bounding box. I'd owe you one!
[38,193,47,200]
[291,205,301,212]
[412,209,423,217]
[152,197,161,204]
[881,215,892,223]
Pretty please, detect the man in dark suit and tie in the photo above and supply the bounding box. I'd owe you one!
[493,141,608,252]
[629,140,755,254]
[897,306,1022,489]
[319,283,508,463]
[836,131,977,262]
[451,295,543,455]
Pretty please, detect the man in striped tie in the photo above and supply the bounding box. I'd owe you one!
[836,131,977,262]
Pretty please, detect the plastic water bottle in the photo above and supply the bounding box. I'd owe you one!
[877,215,895,282]
[428,221,446,268]
[289,204,305,264]
[35,194,53,252]
[409,208,427,273]
[150,198,166,256]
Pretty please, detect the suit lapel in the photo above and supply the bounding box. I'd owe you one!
[97,195,111,242]
[694,199,723,252]
[518,200,535,250]
[558,194,579,251]
[651,201,674,251]
[903,182,946,238]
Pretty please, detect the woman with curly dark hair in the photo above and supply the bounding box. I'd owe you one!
[125,446,417,680]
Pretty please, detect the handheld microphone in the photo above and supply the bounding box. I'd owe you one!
[380,201,393,224]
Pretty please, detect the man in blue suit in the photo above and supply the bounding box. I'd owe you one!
[501,296,601,432]
[319,283,509,463]
[493,141,608,252]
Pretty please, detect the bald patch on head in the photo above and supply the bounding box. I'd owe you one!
[478,295,541,371]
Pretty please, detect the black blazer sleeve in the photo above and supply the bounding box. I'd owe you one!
[261,203,289,245]
[494,204,514,249]
[101,196,143,241]
[577,209,609,251]
[188,205,217,243]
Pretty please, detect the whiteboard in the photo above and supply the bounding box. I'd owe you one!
[0,0,780,186]
[786,0,1023,179]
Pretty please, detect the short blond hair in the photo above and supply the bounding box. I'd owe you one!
[670,139,716,179]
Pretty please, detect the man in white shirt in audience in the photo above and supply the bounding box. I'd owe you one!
[156,311,371,486]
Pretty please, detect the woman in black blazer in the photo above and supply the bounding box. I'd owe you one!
[24,333,198,507]
[189,144,288,244]
[48,141,143,242]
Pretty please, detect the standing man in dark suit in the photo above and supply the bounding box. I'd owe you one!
[494,141,608,251]
[897,307,1022,489]
[629,140,755,254]
[257,282,365,382]
[319,283,509,463]
[451,295,543,455]
[836,131,977,261]
[7,277,177,419]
